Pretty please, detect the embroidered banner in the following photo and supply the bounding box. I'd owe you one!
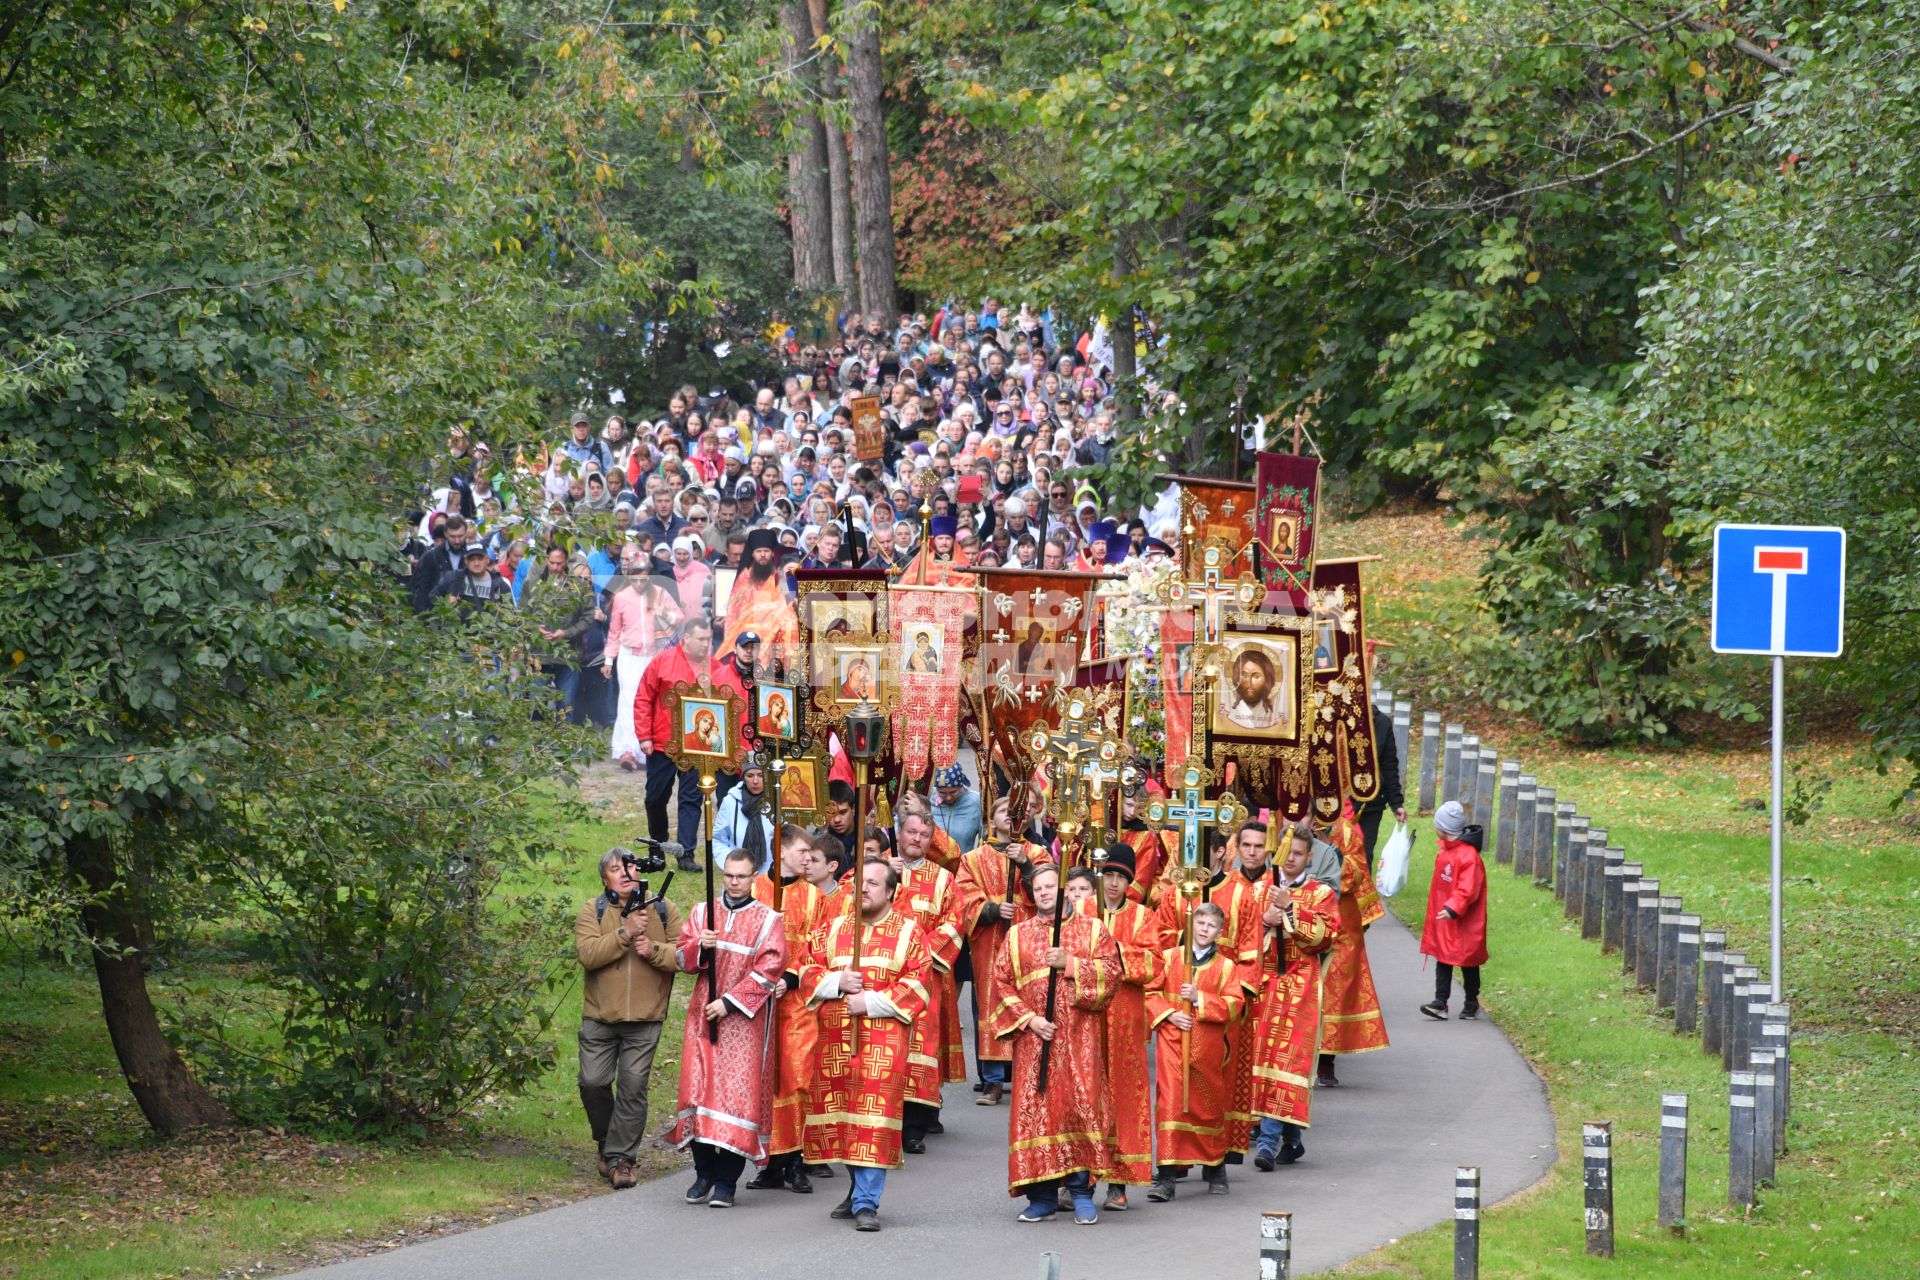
[1163,474,1258,579]
[968,568,1100,783]
[1307,558,1382,819]
[890,584,971,780]
[1254,452,1320,597]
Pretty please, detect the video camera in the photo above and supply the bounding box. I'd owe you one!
[607,838,682,917]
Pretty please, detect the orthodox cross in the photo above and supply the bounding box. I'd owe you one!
[1161,543,1261,645]
[1146,763,1249,874]
[1027,695,1121,840]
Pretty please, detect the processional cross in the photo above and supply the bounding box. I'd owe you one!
[1162,543,1262,646]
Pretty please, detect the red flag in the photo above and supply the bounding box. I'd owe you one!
[970,569,1100,783]
[1254,452,1321,597]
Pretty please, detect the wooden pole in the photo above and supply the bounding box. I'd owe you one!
[701,771,720,1043]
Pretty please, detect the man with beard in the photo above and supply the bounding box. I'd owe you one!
[952,793,1051,1105]
[718,528,799,669]
[1223,647,1287,732]
[888,801,965,1154]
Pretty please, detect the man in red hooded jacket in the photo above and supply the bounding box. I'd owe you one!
[636,618,718,870]
[1418,801,1488,1020]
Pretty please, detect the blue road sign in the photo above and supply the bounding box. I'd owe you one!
[1710,524,1846,658]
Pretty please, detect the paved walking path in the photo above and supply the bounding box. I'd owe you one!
[288,910,1554,1279]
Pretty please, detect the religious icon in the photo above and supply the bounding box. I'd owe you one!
[756,683,797,741]
[679,697,731,758]
[1014,619,1062,683]
[780,757,821,818]
[903,623,944,674]
[1212,633,1300,741]
[832,646,882,704]
[808,597,875,639]
[1312,616,1339,674]
[1269,511,1301,561]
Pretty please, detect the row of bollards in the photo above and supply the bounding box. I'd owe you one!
[1364,687,1799,1270]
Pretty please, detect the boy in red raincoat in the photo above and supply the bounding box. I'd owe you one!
[1418,801,1488,1020]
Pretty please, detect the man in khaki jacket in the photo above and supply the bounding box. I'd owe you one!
[576,847,684,1188]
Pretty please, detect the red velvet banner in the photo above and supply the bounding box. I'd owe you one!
[1254,452,1321,597]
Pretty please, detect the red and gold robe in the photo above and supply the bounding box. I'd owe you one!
[665,896,787,1163]
[1250,875,1341,1127]
[1145,943,1244,1167]
[1119,824,1177,910]
[988,912,1122,1193]
[952,840,1052,1067]
[894,860,967,1097]
[1320,834,1389,1056]
[717,567,799,666]
[753,874,824,1154]
[1099,898,1166,1185]
[801,907,931,1169]
[929,824,964,872]
[1154,870,1269,1154]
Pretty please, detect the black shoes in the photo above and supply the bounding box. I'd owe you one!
[1419,1000,1448,1020]
[746,1166,786,1190]
[925,1118,946,1135]
[854,1209,881,1232]
[1461,1002,1481,1020]
[1203,1167,1230,1195]
[830,1193,854,1220]
[1278,1142,1305,1166]
[1147,1178,1175,1203]
[790,1166,813,1194]
[902,1136,926,1155]
[1253,1151,1276,1172]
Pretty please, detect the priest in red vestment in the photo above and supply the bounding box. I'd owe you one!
[890,799,966,1151]
[1250,823,1341,1169]
[667,850,788,1208]
[1318,803,1388,1081]
[953,793,1053,1105]
[1118,784,1177,910]
[1146,901,1243,1200]
[801,859,932,1232]
[718,529,799,666]
[988,864,1122,1224]
[745,825,825,1194]
[1092,844,1166,1210]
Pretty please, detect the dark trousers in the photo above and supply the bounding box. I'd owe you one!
[578,1018,662,1161]
[904,1100,940,1143]
[646,752,701,850]
[692,1141,747,1191]
[1435,963,1481,1005]
[1358,803,1387,872]
[577,663,615,729]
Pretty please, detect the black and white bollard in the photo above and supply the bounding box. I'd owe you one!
[1457,740,1481,816]
[1763,1003,1791,1143]
[1454,1166,1480,1280]
[1659,1092,1689,1233]
[1674,914,1702,1034]
[1602,856,1635,954]
[1719,955,1749,1072]
[1582,837,1613,942]
[1730,1070,1757,1208]
[1392,700,1413,790]
[1260,1210,1292,1280]
[1495,760,1520,865]
[1633,878,1662,989]
[1554,802,1577,901]
[1700,931,1728,1053]
[1616,869,1644,966]
[1583,1122,1614,1257]
[1441,724,1465,807]
[1474,757,1498,836]
[1655,897,1684,1010]
[1750,1049,1778,1185]
[1418,712,1443,812]
[1563,818,1591,919]
[1532,786,1557,890]
[1513,776,1538,877]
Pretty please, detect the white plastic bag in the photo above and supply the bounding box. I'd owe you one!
[1376,821,1413,898]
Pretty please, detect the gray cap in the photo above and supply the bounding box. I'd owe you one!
[1434,800,1469,838]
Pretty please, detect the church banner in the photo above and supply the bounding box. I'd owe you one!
[1307,558,1382,819]
[968,568,1100,784]
[1254,452,1320,597]
[890,583,971,780]
[1163,474,1258,579]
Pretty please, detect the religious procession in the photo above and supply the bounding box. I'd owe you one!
[531,305,1461,1236]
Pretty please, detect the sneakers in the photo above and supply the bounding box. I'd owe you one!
[1460,1002,1481,1020]
[1103,1187,1129,1212]
[1016,1203,1057,1223]
[683,1175,712,1204]
[708,1185,736,1208]
[1253,1150,1276,1172]
[1278,1142,1306,1166]
[609,1158,637,1189]
[1147,1179,1175,1203]
[976,1083,1004,1106]
[1073,1197,1098,1225]
[1419,1000,1449,1020]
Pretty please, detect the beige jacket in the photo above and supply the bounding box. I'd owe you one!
[575,893,684,1023]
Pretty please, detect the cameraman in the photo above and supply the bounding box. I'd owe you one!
[575,846,684,1189]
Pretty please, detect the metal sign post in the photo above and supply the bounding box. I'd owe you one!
[1710,524,1846,1002]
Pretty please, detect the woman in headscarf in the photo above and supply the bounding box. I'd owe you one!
[580,468,617,513]
[602,553,681,770]
[671,535,711,612]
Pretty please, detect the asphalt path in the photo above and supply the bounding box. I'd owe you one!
[287,908,1554,1279]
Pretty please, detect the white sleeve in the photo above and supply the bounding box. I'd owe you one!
[865,991,903,1022]
[814,970,843,1001]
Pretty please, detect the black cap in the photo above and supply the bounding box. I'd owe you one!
[1099,843,1137,880]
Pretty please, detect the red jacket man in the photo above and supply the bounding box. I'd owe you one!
[1419,801,1488,1019]
[635,621,718,865]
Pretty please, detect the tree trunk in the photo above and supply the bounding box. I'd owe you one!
[67,834,234,1135]
[661,139,701,373]
[843,0,897,318]
[781,2,833,293]
[809,0,857,311]
[1111,233,1139,422]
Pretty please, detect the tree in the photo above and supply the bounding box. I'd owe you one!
[781,2,834,292]
[810,0,858,308]
[845,0,898,315]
